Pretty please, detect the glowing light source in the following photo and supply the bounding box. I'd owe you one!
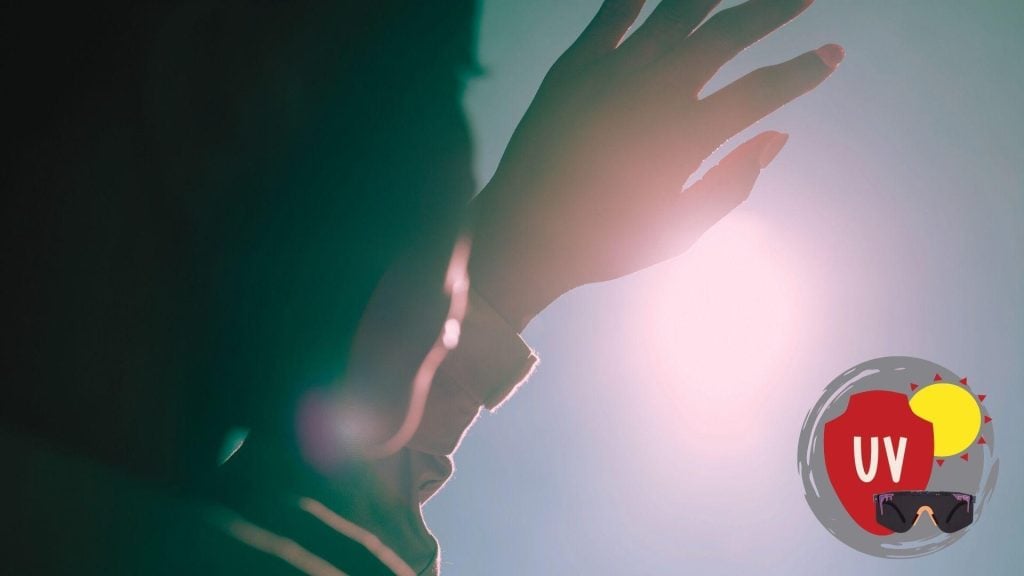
[624,214,804,456]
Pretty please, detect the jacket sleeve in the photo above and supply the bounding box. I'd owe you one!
[364,288,539,574]
[403,287,538,501]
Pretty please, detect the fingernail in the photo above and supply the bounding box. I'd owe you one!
[815,43,845,69]
[758,132,789,168]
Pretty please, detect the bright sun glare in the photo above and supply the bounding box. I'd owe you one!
[625,213,805,456]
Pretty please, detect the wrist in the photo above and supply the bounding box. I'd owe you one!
[470,173,576,331]
[468,251,548,333]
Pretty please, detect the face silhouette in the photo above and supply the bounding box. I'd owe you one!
[1,1,479,480]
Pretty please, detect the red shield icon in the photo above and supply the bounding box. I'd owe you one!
[824,391,934,535]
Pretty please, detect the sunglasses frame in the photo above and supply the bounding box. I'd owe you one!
[873,490,975,534]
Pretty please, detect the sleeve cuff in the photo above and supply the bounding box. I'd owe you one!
[404,287,538,456]
[456,287,539,411]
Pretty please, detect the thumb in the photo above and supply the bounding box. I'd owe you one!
[664,130,789,254]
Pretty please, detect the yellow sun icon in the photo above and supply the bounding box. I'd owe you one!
[909,382,982,458]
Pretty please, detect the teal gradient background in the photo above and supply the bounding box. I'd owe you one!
[425,1,1023,573]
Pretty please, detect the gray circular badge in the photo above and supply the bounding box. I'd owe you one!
[797,356,998,557]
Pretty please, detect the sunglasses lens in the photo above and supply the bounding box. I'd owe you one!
[875,494,912,533]
[937,495,974,534]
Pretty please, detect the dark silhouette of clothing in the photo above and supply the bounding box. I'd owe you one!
[2,3,480,574]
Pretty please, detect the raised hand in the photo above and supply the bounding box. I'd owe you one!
[470,0,843,330]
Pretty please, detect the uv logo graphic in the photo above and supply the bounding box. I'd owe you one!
[852,436,907,483]
[798,357,998,557]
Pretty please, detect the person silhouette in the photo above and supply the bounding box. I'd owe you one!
[1,1,841,574]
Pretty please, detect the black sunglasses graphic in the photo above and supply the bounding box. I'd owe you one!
[873,491,975,534]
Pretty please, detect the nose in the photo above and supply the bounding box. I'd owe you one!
[912,505,938,527]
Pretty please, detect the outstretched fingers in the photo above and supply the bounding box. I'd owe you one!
[696,44,843,153]
[617,0,721,65]
[660,0,814,95]
[560,0,647,68]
